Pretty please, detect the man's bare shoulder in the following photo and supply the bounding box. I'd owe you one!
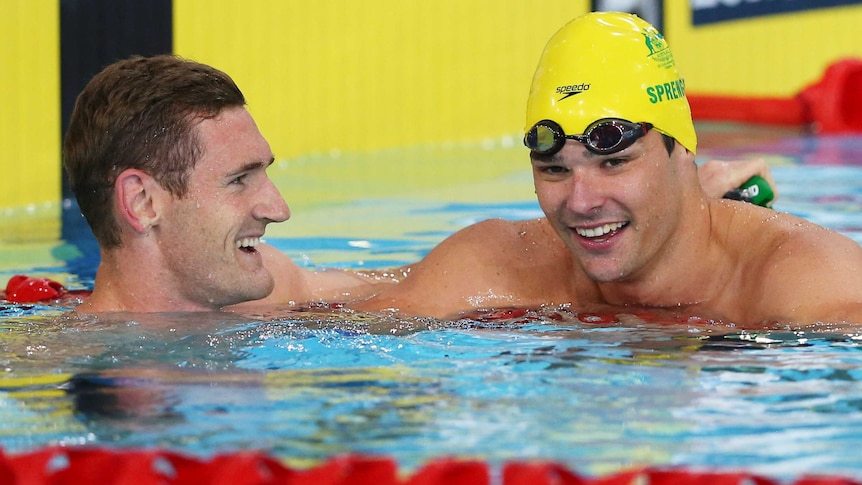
[410,217,568,274]
[435,217,556,252]
[756,211,862,272]
[742,211,862,325]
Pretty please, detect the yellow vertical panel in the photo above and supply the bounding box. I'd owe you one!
[0,0,60,241]
[665,4,862,96]
[173,0,588,158]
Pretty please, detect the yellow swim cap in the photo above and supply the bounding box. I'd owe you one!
[525,11,697,154]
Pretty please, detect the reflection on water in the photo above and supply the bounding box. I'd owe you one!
[1,305,862,479]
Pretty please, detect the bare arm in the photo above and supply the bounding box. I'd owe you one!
[301,266,404,303]
[352,219,541,318]
[352,218,579,318]
[227,243,399,310]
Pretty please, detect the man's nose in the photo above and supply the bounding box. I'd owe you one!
[254,178,290,223]
[565,169,605,215]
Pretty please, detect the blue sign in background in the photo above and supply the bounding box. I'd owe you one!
[692,0,862,25]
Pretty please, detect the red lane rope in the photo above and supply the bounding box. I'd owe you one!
[0,446,858,485]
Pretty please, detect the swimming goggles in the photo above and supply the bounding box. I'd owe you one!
[524,118,652,156]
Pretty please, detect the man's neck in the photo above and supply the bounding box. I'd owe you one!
[79,248,217,314]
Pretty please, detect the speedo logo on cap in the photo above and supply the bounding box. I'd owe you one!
[555,83,590,100]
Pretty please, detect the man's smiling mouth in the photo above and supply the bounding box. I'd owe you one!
[236,236,261,253]
[575,222,628,238]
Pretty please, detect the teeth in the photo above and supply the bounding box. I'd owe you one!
[575,222,625,238]
[236,237,261,249]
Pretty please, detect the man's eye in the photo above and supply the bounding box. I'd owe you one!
[540,165,568,175]
[602,158,627,168]
[229,174,248,185]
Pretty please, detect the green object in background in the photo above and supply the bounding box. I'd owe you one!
[723,175,775,207]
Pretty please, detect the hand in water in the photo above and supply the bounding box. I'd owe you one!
[698,158,778,206]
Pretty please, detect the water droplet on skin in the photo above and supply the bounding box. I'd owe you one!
[762,213,780,223]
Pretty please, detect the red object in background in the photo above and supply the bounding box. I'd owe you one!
[799,59,862,133]
[689,58,862,134]
[4,275,67,303]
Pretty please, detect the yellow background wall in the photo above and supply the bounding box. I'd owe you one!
[3,1,862,218]
[665,3,862,97]
[0,0,60,217]
[0,1,60,237]
[173,0,589,158]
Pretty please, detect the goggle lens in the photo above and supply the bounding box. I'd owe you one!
[524,118,652,156]
[535,125,557,152]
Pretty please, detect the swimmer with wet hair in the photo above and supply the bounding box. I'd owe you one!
[64,55,392,314]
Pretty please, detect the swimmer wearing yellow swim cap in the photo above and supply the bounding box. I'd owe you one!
[524,11,696,156]
[355,10,862,328]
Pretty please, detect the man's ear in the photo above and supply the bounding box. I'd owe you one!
[115,169,165,234]
[673,141,696,164]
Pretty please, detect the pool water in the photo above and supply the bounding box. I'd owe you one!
[2,123,862,481]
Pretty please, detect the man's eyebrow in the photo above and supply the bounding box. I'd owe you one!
[225,156,275,177]
[530,152,565,164]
